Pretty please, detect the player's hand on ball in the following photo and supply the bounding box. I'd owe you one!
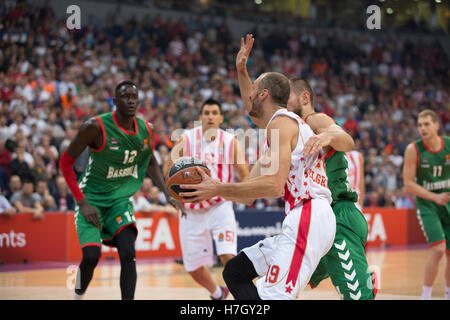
[433,192,450,206]
[78,199,102,231]
[179,167,222,203]
[236,34,254,73]
[303,132,332,155]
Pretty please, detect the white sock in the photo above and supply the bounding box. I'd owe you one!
[211,286,222,299]
[445,287,450,300]
[73,291,85,300]
[421,286,432,300]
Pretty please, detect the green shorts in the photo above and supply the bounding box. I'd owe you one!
[75,198,137,248]
[416,199,450,249]
[309,201,376,300]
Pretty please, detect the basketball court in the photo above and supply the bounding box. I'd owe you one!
[0,245,446,300]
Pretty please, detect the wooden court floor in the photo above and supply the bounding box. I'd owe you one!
[0,246,447,300]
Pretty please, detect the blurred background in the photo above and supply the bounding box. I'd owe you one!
[0,0,448,213]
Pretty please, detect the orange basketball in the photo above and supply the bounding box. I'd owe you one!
[166,157,211,202]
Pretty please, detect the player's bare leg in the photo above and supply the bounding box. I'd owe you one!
[189,266,227,299]
[422,242,446,299]
[218,254,234,266]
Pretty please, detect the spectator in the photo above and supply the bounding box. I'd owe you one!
[140,177,154,200]
[0,194,17,216]
[6,174,21,200]
[35,134,59,177]
[9,145,33,183]
[51,175,75,211]
[10,176,44,220]
[149,186,167,205]
[130,189,177,216]
[364,191,382,207]
[394,188,415,209]
[383,191,395,207]
[60,87,77,111]
[343,113,359,138]
[35,179,57,211]
[388,147,403,170]
[0,138,12,178]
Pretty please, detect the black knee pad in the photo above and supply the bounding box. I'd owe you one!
[116,226,137,263]
[223,252,258,284]
[81,245,101,267]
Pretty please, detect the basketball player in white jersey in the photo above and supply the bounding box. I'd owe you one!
[346,150,365,210]
[163,99,249,300]
[180,72,336,300]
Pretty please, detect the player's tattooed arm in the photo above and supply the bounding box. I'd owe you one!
[304,113,355,154]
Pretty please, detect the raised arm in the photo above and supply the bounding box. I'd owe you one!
[236,34,254,114]
[304,113,355,154]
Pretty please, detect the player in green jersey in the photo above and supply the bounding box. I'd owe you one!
[287,78,376,300]
[403,109,450,300]
[59,80,183,300]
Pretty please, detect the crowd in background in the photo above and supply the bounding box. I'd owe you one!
[0,0,448,217]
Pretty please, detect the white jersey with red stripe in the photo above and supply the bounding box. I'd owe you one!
[182,127,236,211]
[346,150,362,201]
[266,109,332,212]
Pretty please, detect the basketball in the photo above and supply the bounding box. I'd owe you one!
[166,157,211,202]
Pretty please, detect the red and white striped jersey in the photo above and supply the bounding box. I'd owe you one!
[265,109,332,213]
[182,127,236,211]
[346,150,362,201]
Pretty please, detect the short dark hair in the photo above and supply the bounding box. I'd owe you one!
[21,174,35,185]
[115,80,137,96]
[258,72,290,107]
[200,98,223,114]
[290,78,314,105]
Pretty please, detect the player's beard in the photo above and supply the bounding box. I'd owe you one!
[291,97,303,118]
[249,96,263,118]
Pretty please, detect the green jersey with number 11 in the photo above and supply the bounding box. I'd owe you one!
[414,136,450,203]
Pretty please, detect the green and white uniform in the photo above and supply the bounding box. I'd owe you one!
[414,136,450,249]
[309,149,376,300]
[75,111,154,248]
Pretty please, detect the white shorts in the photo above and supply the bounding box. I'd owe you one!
[179,201,237,272]
[242,198,336,300]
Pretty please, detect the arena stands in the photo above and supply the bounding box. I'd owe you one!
[0,0,448,213]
